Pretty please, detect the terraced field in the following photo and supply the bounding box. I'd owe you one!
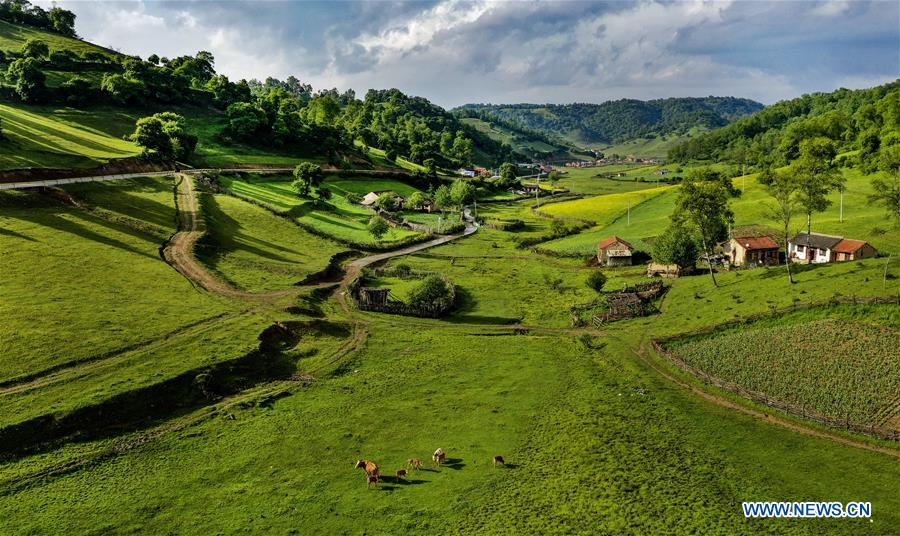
[218,174,423,247]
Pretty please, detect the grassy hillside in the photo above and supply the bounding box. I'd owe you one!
[540,167,900,256]
[218,174,423,247]
[0,103,141,169]
[0,19,116,59]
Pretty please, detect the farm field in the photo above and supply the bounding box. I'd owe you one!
[217,174,423,247]
[540,185,673,225]
[666,312,900,429]
[0,20,116,58]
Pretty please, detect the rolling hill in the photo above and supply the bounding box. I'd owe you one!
[453,97,764,153]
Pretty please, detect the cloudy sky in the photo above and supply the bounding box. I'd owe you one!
[36,0,900,108]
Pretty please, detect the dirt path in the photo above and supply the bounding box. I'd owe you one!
[163,174,300,301]
[631,339,900,460]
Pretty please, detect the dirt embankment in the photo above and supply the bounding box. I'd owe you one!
[0,158,173,184]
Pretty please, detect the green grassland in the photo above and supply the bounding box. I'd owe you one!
[459,116,562,154]
[323,176,421,197]
[590,128,706,159]
[218,174,423,247]
[0,20,117,59]
[196,193,346,291]
[1,170,899,533]
[540,185,673,225]
[0,103,141,169]
[552,166,670,196]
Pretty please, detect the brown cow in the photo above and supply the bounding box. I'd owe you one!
[493,455,505,467]
[395,469,408,481]
[407,458,423,470]
[355,459,379,480]
[367,474,379,489]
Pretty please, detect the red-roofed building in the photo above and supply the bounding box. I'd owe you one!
[832,238,877,261]
[597,236,634,266]
[726,236,779,267]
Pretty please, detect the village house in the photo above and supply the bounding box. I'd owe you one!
[596,236,634,267]
[656,168,671,176]
[458,168,476,178]
[788,232,878,263]
[832,238,878,261]
[360,192,380,206]
[725,235,780,267]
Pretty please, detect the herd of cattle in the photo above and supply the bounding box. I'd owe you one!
[355,448,506,489]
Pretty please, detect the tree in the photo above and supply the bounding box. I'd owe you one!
[7,57,45,102]
[21,39,48,59]
[48,7,76,37]
[375,192,396,211]
[434,184,453,214]
[673,176,734,287]
[547,171,561,189]
[791,138,844,262]
[367,214,389,241]
[450,133,473,166]
[100,73,145,105]
[758,168,799,283]
[316,187,332,203]
[423,158,437,177]
[550,218,568,237]
[449,180,475,215]
[225,102,266,139]
[652,223,699,271]
[499,162,517,181]
[129,112,196,161]
[870,144,900,225]
[407,191,429,210]
[292,162,323,198]
[586,271,607,293]
[130,116,172,160]
[406,275,454,311]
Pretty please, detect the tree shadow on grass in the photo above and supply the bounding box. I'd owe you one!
[0,226,37,242]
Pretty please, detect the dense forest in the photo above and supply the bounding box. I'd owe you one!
[454,97,763,145]
[668,81,900,171]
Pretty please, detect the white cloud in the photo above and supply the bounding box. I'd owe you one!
[812,1,850,17]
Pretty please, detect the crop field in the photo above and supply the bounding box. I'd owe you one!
[667,315,900,428]
[196,193,346,291]
[218,174,422,246]
[0,104,141,169]
[540,185,672,225]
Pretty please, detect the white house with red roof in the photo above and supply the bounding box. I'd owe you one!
[596,236,634,266]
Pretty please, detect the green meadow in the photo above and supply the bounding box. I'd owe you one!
[0,168,898,534]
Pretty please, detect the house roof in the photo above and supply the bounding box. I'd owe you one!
[732,236,779,250]
[597,236,633,250]
[360,192,380,206]
[833,238,869,254]
[789,232,843,250]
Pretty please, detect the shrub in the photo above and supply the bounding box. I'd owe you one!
[586,271,607,293]
[407,275,455,312]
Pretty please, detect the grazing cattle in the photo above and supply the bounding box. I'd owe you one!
[367,475,379,489]
[407,458,423,470]
[395,469,408,480]
[355,459,379,479]
[493,455,505,467]
[432,448,445,467]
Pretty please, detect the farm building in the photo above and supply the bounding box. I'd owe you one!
[647,262,693,278]
[725,236,780,267]
[832,238,878,261]
[360,192,380,206]
[788,233,877,263]
[596,236,634,267]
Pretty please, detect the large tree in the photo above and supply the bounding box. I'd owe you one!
[652,223,699,271]
[367,214,389,241]
[758,168,798,283]
[48,7,76,36]
[129,112,196,161]
[673,176,734,287]
[450,179,476,218]
[791,138,844,262]
[292,162,324,198]
[870,144,900,226]
[7,57,45,102]
[21,38,48,59]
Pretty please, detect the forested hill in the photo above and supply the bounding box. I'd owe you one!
[453,97,764,145]
[667,81,900,168]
